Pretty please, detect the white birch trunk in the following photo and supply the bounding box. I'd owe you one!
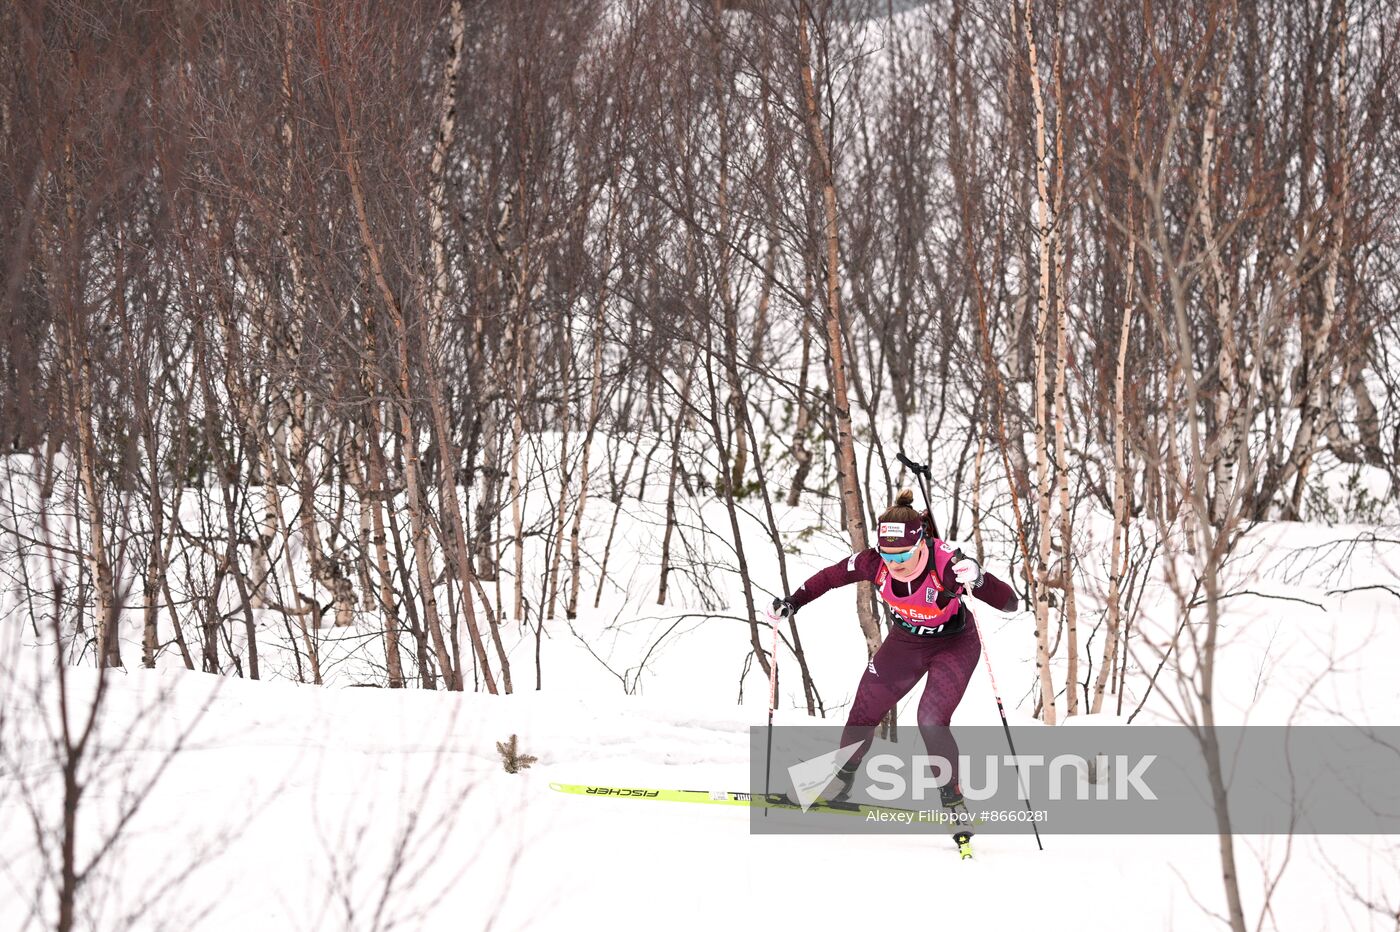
[796,12,881,658]
[1022,0,1057,723]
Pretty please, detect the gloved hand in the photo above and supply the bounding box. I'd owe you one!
[766,597,796,623]
[951,557,983,590]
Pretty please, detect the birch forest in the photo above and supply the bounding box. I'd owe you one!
[3,0,1398,715]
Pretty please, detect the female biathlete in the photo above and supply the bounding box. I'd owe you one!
[767,490,1019,854]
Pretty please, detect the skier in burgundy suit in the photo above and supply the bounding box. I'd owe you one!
[767,489,1019,839]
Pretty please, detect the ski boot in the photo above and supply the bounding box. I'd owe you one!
[815,761,860,807]
[941,783,975,860]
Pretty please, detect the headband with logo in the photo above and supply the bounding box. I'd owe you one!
[876,519,923,549]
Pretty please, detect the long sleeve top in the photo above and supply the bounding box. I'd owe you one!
[786,542,1019,627]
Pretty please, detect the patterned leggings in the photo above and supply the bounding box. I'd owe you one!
[839,616,982,789]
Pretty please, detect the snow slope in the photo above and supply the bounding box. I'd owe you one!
[9,664,1389,932]
[3,557,1398,931]
[3,466,1398,930]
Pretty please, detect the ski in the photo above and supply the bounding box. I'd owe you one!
[551,781,763,809]
[549,781,980,826]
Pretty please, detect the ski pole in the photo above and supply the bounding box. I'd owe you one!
[762,606,780,815]
[897,448,1043,850]
[975,629,1045,850]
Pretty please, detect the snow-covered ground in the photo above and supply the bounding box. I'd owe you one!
[2,470,1398,930]
[2,657,1396,931]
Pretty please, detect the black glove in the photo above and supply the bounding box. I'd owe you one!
[768,597,796,620]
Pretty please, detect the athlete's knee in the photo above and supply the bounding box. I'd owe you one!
[845,703,887,728]
[846,690,897,727]
[916,700,955,729]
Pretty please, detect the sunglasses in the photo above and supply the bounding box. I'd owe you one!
[879,532,924,564]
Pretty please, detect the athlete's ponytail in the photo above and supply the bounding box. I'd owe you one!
[877,488,939,540]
